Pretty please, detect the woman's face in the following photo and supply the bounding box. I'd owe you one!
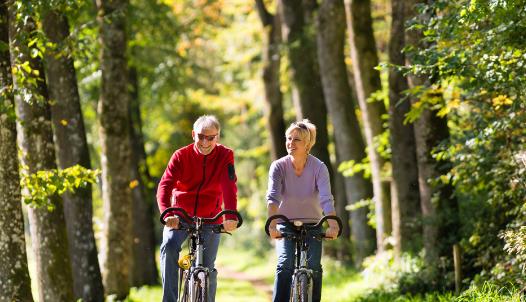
[286,129,308,156]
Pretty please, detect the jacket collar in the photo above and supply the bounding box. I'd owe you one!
[191,143,220,159]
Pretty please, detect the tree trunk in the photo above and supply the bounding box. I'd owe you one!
[405,0,459,272]
[255,0,287,161]
[97,0,133,298]
[8,2,74,301]
[388,0,421,256]
[41,9,105,302]
[0,2,33,299]
[344,0,391,252]
[316,0,375,266]
[278,0,333,178]
[129,66,159,286]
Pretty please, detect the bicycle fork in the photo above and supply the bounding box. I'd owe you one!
[291,234,313,302]
[189,224,209,302]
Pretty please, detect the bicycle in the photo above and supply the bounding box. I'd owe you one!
[265,214,343,302]
[160,207,243,302]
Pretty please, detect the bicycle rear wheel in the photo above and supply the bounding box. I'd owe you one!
[179,269,191,302]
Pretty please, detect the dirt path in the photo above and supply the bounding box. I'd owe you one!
[218,266,273,300]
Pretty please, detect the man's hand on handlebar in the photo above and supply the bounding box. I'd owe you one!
[223,219,238,232]
[165,216,180,229]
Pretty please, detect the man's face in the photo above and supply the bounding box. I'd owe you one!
[192,127,219,155]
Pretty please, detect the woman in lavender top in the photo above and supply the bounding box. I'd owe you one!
[266,119,340,302]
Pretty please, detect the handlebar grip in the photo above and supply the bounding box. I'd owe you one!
[209,209,243,228]
[160,207,193,225]
[264,215,292,236]
[314,215,343,238]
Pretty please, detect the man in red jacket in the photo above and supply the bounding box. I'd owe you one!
[157,115,238,302]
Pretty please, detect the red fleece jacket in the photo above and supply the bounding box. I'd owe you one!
[157,143,238,222]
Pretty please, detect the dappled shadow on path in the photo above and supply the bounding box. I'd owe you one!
[218,266,273,301]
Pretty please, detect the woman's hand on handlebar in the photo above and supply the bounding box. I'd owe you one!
[165,216,180,229]
[268,221,282,239]
[223,220,238,232]
[325,219,340,240]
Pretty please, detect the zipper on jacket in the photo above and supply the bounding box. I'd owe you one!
[193,155,207,216]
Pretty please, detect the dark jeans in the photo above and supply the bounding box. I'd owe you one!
[160,225,220,302]
[272,224,323,302]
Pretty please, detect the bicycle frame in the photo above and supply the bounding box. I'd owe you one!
[161,207,243,302]
[265,215,342,302]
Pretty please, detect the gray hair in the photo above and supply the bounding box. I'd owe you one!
[193,115,221,132]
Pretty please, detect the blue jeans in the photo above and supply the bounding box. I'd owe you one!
[272,224,323,302]
[160,225,220,302]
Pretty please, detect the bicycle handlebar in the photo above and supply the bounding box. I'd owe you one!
[160,207,243,229]
[264,214,343,238]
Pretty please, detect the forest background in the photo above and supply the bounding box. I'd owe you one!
[0,0,525,301]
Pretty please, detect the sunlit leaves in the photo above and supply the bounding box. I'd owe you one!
[20,164,99,210]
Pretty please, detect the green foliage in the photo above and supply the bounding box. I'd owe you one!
[338,158,371,179]
[500,226,526,277]
[404,0,526,283]
[21,165,99,210]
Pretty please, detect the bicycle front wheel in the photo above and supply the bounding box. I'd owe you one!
[190,270,208,302]
[179,269,191,302]
[291,272,312,302]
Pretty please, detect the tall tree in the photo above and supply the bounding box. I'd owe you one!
[8,1,74,301]
[344,0,391,252]
[278,0,332,176]
[255,0,287,161]
[97,0,133,298]
[0,1,33,299]
[405,0,459,273]
[316,0,375,265]
[128,65,158,286]
[388,0,421,255]
[41,7,104,301]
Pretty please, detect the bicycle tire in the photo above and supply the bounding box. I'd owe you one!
[290,272,311,302]
[190,270,208,302]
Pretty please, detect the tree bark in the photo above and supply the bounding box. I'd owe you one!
[344,0,391,252]
[405,0,459,271]
[316,0,375,266]
[255,0,287,161]
[8,2,74,301]
[0,1,33,299]
[278,0,333,178]
[129,66,159,286]
[388,0,421,256]
[97,0,133,298]
[41,9,104,302]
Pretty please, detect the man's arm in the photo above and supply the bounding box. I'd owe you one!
[157,152,178,212]
[221,150,238,231]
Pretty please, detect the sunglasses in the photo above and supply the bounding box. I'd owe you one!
[295,122,307,130]
[197,133,218,141]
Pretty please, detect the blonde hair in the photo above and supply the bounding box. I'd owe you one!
[285,119,316,152]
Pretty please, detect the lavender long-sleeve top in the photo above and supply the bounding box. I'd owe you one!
[266,154,335,222]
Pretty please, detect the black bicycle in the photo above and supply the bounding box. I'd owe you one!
[160,207,243,302]
[265,215,343,302]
